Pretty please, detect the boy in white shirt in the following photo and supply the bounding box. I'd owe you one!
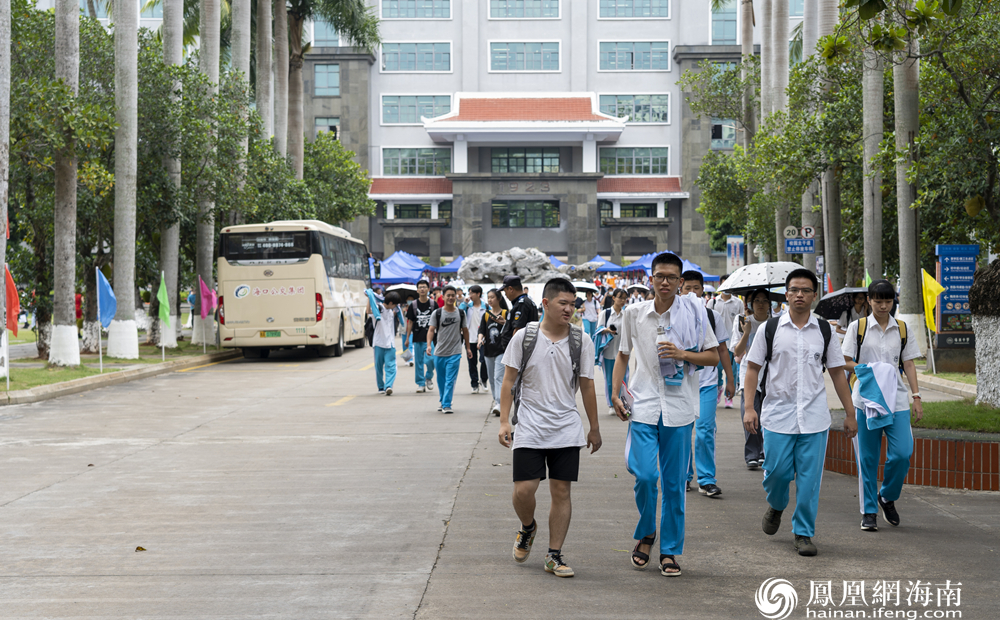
[841,280,922,531]
[611,253,719,577]
[499,278,601,579]
[369,291,401,396]
[744,269,856,557]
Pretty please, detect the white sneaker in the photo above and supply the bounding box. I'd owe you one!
[472,386,479,394]
[608,406,616,416]
[416,386,427,393]
[426,381,435,391]
[491,400,501,416]
[443,407,454,414]
[378,390,385,395]
[385,388,392,396]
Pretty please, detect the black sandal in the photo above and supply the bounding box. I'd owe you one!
[660,554,682,577]
[630,535,655,569]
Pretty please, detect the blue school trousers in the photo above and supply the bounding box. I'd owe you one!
[761,429,829,538]
[600,357,629,408]
[374,346,396,392]
[582,319,597,341]
[853,409,913,514]
[687,385,720,486]
[626,416,692,556]
[435,353,461,408]
[413,341,435,387]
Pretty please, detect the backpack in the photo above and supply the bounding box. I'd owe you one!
[753,317,832,414]
[432,307,466,346]
[848,317,908,389]
[511,322,583,426]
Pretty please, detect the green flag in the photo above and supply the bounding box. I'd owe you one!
[864,269,872,287]
[157,271,170,328]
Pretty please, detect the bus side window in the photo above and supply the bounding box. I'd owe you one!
[348,242,360,279]
[337,238,350,278]
[321,235,336,277]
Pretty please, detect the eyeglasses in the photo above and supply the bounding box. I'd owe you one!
[787,287,815,296]
[650,274,681,284]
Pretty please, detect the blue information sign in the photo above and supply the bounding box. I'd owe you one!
[785,238,815,254]
[935,244,978,334]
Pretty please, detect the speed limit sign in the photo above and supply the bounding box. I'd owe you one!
[783,225,799,239]
[800,226,816,239]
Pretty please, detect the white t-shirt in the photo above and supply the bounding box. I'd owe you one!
[372,304,397,349]
[699,308,730,389]
[596,307,625,360]
[502,326,596,450]
[839,307,866,331]
[710,296,744,334]
[582,299,600,322]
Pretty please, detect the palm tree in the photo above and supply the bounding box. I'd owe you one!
[256,0,272,137]
[893,2,921,327]
[274,0,288,156]
[800,0,819,273]
[862,46,883,280]
[741,0,757,264]
[106,0,141,359]
[771,0,790,262]
[50,0,81,366]
[819,0,844,289]
[0,0,9,340]
[160,0,184,348]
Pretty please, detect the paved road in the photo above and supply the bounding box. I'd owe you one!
[0,339,995,618]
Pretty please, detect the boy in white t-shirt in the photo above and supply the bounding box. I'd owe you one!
[499,278,601,579]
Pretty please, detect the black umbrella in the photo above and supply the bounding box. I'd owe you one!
[815,287,869,320]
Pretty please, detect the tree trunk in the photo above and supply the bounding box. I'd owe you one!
[256,0,273,137]
[740,0,755,265]
[894,34,923,349]
[760,0,773,121]
[193,0,220,345]
[823,166,845,288]
[771,0,790,262]
[80,260,100,353]
[862,49,883,281]
[288,11,304,179]
[273,0,289,157]
[800,0,819,273]
[816,0,838,283]
[106,0,139,359]
[160,0,183,348]
[0,0,9,350]
[50,0,81,366]
[801,181,819,272]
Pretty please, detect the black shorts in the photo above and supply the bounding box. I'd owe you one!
[512,446,581,482]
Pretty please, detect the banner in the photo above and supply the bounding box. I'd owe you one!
[157,272,171,328]
[921,269,946,333]
[97,269,117,329]
[5,266,19,337]
[726,236,745,271]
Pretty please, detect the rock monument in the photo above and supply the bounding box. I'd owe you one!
[970,258,1000,407]
[458,247,603,284]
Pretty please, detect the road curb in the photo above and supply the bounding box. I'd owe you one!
[1,349,241,406]
[919,373,978,399]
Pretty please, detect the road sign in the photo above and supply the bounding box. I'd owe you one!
[785,238,815,254]
[783,225,799,239]
[800,226,816,239]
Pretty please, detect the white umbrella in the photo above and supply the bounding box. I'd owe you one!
[571,281,600,294]
[386,283,418,297]
[626,283,649,293]
[716,262,804,296]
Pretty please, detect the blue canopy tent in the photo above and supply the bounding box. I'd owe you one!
[383,251,433,273]
[682,259,720,282]
[625,253,656,274]
[431,255,464,273]
[369,257,417,284]
[586,254,625,273]
[549,255,567,268]
[619,253,719,281]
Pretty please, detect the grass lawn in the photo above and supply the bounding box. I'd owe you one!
[925,371,976,385]
[94,339,222,364]
[9,329,37,345]
[4,365,119,391]
[914,399,1000,434]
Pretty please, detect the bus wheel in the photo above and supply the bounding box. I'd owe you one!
[333,317,345,357]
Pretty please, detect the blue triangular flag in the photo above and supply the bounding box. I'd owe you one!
[97,269,117,329]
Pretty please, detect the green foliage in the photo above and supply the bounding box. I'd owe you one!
[304,132,376,225]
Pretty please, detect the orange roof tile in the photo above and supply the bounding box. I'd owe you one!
[449,97,605,122]
[369,178,453,195]
[597,177,682,193]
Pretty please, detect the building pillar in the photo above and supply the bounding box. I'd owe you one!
[431,200,439,220]
[656,199,665,219]
[429,228,442,266]
[612,200,621,218]
[383,228,396,257]
[582,135,597,173]
[453,135,468,173]
[385,201,395,220]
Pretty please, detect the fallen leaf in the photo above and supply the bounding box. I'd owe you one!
[492,463,504,466]
[88,464,94,467]
[135,546,146,552]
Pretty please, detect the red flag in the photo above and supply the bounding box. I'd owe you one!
[6,265,19,337]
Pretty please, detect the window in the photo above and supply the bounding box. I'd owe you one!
[315,117,340,139]
[599,200,613,226]
[383,148,451,175]
[492,201,560,228]
[394,201,452,226]
[599,41,670,71]
[711,118,736,149]
[490,0,559,18]
[599,147,669,174]
[81,0,108,18]
[711,0,737,45]
[599,94,669,123]
[382,43,451,72]
[314,64,340,96]
[620,203,655,218]
[790,0,804,16]
[140,0,162,18]
[490,42,560,72]
[491,148,560,173]
[599,0,668,18]
[438,200,452,226]
[382,95,451,124]
[383,0,450,18]
[314,20,340,46]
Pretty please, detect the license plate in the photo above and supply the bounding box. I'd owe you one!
[260,330,281,338]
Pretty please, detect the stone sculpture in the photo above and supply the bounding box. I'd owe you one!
[969,258,1000,407]
[457,247,603,284]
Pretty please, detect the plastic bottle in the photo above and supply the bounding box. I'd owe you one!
[656,325,672,377]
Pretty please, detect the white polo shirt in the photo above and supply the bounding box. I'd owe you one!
[745,313,847,434]
[619,298,719,427]
[710,296,744,334]
[841,315,920,412]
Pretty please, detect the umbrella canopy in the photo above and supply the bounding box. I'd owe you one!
[549,255,567,267]
[716,262,804,296]
[431,255,463,273]
[571,280,600,294]
[815,287,869,320]
[386,283,419,297]
[626,283,649,293]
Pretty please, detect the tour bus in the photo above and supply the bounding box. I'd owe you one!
[217,220,370,359]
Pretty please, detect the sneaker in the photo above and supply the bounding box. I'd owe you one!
[512,521,536,563]
[407,361,414,367]
[491,401,501,416]
[724,398,733,409]
[608,406,616,416]
[861,513,878,531]
[426,380,434,391]
[385,387,392,396]
[472,386,479,394]
[443,407,454,414]
[699,484,722,498]
[378,390,385,395]
[544,553,575,578]
[685,481,692,492]
[762,507,783,535]
[794,535,817,556]
[747,460,759,470]
[417,386,427,393]
[878,494,900,527]
[437,406,443,412]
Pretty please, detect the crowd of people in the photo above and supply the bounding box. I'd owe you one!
[363,254,923,578]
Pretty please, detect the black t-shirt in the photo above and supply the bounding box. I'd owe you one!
[500,294,539,351]
[406,299,435,343]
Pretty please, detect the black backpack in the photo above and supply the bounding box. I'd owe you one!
[753,316,832,414]
[511,322,583,426]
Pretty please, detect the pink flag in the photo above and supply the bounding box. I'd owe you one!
[199,276,216,320]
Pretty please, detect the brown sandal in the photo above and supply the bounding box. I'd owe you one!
[660,554,682,576]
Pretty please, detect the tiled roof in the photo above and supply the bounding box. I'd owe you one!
[449,97,606,122]
[369,178,453,195]
[597,177,682,193]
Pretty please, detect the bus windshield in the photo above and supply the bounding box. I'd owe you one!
[222,231,313,263]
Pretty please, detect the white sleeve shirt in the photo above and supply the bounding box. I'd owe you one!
[841,315,920,412]
[699,308,730,389]
[745,313,847,434]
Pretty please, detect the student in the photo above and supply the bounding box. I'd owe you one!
[743,268,857,557]
[842,279,922,531]
[478,288,509,416]
[578,291,601,340]
[369,291,402,396]
[499,277,601,579]
[838,293,869,335]
[405,280,436,392]
[500,275,539,352]
[680,271,735,498]
[426,286,471,414]
[732,289,772,470]
[595,288,628,416]
[460,285,489,394]
[708,276,744,408]
[611,253,719,577]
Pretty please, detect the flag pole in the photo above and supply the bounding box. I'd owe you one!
[161,271,166,362]
[927,325,937,375]
[200,276,206,356]
[5,264,9,392]
[97,267,103,374]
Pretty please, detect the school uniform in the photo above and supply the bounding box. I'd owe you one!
[687,305,730,488]
[733,314,768,464]
[580,299,600,340]
[842,316,920,515]
[745,313,846,538]
[595,306,627,408]
[372,303,398,392]
[620,297,718,556]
